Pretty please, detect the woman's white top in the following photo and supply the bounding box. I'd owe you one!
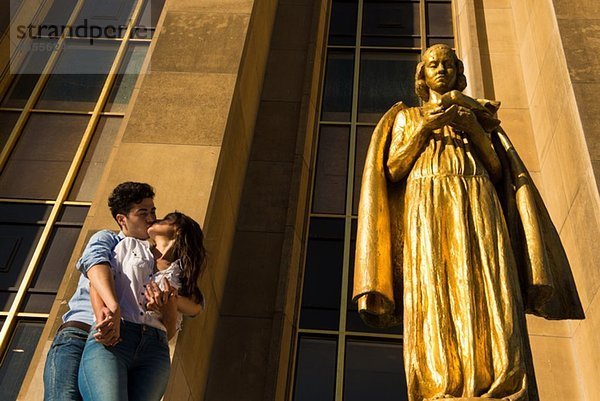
[112,237,182,332]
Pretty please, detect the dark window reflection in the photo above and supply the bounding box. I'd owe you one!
[132,0,166,39]
[0,320,45,400]
[344,339,407,401]
[0,204,51,309]
[362,1,420,47]
[72,0,135,39]
[105,43,149,112]
[293,336,337,401]
[321,50,354,122]
[427,37,454,47]
[300,218,345,330]
[36,40,118,111]
[38,0,78,27]
[0,39,57,108]
[69,117,122,201]
[347,220,402,334]
[427,3,453,37]
[328,0,357,46]
[312,126,349,215]
[30,226,82,293]
[358,51,419,122]
[0,112,21,150]
[0,113,89,200]
[352,126,374,215]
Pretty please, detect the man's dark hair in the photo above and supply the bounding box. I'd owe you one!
[108,182,155,219]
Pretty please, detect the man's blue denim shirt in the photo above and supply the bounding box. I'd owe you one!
[62,230,124,325]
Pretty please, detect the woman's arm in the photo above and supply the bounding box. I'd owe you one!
[451,107,502,182]
[386,106,459,181]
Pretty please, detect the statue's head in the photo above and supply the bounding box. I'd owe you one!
[415,44,467,101]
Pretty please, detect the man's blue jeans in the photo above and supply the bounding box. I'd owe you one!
[78,321,170,401]
[43,326,88,401]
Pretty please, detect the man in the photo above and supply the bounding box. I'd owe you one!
[43,182,166,401]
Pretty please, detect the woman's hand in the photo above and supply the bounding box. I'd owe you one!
[145,278,177,311]
[422,104,460,132]
[449,106,484,134]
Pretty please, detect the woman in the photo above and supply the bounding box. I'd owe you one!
[353,44,583,401]
[78,212,206,401]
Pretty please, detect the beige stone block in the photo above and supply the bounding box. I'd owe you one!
[168,0,254,13]
[560,179,600,311]
[123,72,236,146]
[479,0,511,9]
[554,0,600,19]
[529,334,583,400]
[526,314,572,337]
[164,357,192,401]
[481,9,517,53]
[539,136,570,230]
[573,291,600,400]
[487,52,528,108]
[573,83,600,162]
[553,105,590,205]
[519,24,539,103]
[510,0,530,40]
[539,42,569,116]
[97,143,220,224]
[529,79,553,160]
[151,12,249,74]
[203,316,273,401]
[251,101,301,162]
[497,108,540,171]
[261,50,307,102]
[529,0,558,68]
[221,231,284,317]
[558,19,600,83]
[237,160,294,232]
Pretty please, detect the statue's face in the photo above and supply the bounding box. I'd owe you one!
[423,47,457,94]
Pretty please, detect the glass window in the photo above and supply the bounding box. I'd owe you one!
[352,126,373,215]
[0,320,45,400]
[72,0,136,39]
[30,225,83,292]
[300,218,345,330]
[328,0,357,46]
[36,40,119,111]
[0,111,21,150]
[37,0,78,28]
[427,2,453,37]
[69,117,122,201]
[343,340,407,401]
[362,1,420,47]
[0,113,90,199]
[132,0,166,39]
[105,43,149,112]
[312,126,349,215]
[293,336,337,401]
[0,39,57,108]
[0,204,51,309]
[57,205,90,223]
[321,50,354,122]
[358,51,419,122]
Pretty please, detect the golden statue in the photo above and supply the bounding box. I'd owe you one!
[353,44,584,401]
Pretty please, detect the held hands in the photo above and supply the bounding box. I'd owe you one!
[145,278,177,312]
[422,104,459,132]
[94,304,121,346]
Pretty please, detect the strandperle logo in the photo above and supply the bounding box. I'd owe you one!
[9,0,152,74]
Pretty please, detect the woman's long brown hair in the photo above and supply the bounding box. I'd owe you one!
[164,212,206,304]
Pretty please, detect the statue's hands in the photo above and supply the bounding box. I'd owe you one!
[422,104,459,132]
[449,106,484,134]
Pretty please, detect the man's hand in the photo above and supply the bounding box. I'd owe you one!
[94,305,121,346]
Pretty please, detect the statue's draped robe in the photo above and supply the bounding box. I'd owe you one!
[353,102,584,401]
